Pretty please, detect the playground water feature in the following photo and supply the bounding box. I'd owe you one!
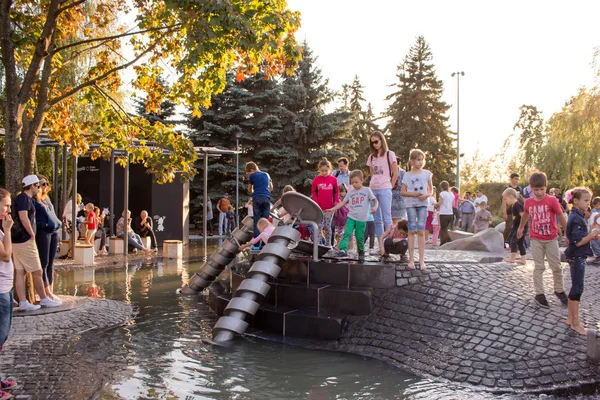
[52,243,505,400]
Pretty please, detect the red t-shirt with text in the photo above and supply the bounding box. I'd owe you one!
[524,195,562,240]
[311,175,340,210]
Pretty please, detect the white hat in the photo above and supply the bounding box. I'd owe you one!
[22,174,39,187]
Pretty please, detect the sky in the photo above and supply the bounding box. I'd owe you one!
[285,0,600,160]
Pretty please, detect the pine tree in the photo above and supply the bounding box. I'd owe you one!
[385,36,456,183]
[272,43,352,194]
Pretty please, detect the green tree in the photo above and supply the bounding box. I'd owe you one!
[134,75,178,125]
[384,36,455,183]
[0,0,301,193]
[273,43,352,194]
[512,104,545,176]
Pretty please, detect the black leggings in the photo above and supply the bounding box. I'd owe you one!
[440,215,454,245]
[509,228,526,256]
[36,230,59,285]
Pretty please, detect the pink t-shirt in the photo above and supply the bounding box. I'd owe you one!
[524,195,563,240]
[453,193,459,208]
[367,150,396,190]
[250,225,276,245]
[311,175,340,210]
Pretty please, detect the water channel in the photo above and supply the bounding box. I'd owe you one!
[50,243,552,399]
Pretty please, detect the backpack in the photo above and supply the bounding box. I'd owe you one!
[368,151,397,187]
[333,170,341,178]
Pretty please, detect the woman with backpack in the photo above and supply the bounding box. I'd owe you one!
[367,131,398,253]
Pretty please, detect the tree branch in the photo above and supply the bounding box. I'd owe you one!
[18,0,62,108]
[49,30,172,107]
[53,23,181,54]
[57,0,87,14]
[92,84,149,139]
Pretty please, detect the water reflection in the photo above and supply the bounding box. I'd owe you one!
[53,246,510,399]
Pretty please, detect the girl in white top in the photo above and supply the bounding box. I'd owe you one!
[400,149,433,270]
[0,188,15,365]
[436,181,455,245]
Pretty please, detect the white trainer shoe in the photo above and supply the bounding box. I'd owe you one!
[40,297,62,308]
[19,301,41,311]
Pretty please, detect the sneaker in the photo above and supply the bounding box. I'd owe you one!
[554,291,568,306]
[0,390,13,399]
[40,297,62,308]
[1,379,18,391]
[534,294,550,308]
[97,249,108,256]
[369,248,379,256]
[18,301,40,311]
[333,250,347,258]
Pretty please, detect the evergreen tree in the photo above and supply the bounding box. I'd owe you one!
[272,43,352,194]
[385,36,456,183]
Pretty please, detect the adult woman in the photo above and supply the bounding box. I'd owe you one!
[206,197,214,234]
[62,193,82,239]
[34,175,62,300]
[367,131,398,249]
[391,157,407,223]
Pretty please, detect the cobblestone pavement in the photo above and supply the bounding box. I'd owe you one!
[332,258,600,394]
[1,296,135,400]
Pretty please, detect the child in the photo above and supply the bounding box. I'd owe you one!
[458,192,476,232]
[327,170,378,260]
[588,197,600,263]
[334,184,351,249]
[451,187,460,229]
[564,187,599,335]
[431,206,440,246]
[503,188,527,264]
[379,218,408,259]
[436,181,455,245]
[425,187,437,234]
[227,205,236,233]
[473,201,492,233]
[246,161,273,238]
[311,158,339,247]
[239,218,275,251]
[84,203,97,248]
[400,149,433,270]
[0,188,18,396]
[517,172,569,308]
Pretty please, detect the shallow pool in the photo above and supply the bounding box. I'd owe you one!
[51,247,511,399]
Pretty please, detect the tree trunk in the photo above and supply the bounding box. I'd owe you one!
[3,116,23,195]
[21,124,38,177]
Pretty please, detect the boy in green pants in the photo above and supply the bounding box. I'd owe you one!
[327,170,378,260]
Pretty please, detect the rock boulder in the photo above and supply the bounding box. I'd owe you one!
[440,228,504,253]
[448,230,474,241]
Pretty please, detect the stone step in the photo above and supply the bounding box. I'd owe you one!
[231,273,373,316]
[207,285,346,341]
[279,258,396,288]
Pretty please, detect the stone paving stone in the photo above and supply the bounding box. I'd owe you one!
[1,295,135,400]
[332,256,600,394]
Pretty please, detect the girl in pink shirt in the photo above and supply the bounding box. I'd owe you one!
[311,158,339,247]
[239,218,275,251]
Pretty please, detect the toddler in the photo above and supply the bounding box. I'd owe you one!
[239,218,275,251]
[502,188,527,264]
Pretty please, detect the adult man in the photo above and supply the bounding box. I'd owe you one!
[458,192,476,232]
[11,175,61,311]
[474,189,488,214]
[502,173,523,242]
[246,161,273,238]
[136,210,158,250]
[333,157,350,187]
[216,194,231,236]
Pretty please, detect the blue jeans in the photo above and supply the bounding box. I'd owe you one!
[0,291,13,348]
[372,189,392,239]
[36,230,59,285]
[568,257,586,301]
[118,233,145,250]
[591,239,600,257]
[406,206,428,232]
[252,196,271,237]
[218,212,228,235]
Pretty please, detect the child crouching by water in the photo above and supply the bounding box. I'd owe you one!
[239,218,275,251]
[379,219,408,260]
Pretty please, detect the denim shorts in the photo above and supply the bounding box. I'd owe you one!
[406,206,428,232]
[0,291,13,348]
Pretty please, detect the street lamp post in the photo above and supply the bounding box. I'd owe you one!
[451,71,464,189]
[235,132,243,228]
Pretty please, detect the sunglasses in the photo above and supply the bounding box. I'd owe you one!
[370,140,380,145]
[41,182,49,187]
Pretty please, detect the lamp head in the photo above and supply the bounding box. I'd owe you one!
[235,131,243,139]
